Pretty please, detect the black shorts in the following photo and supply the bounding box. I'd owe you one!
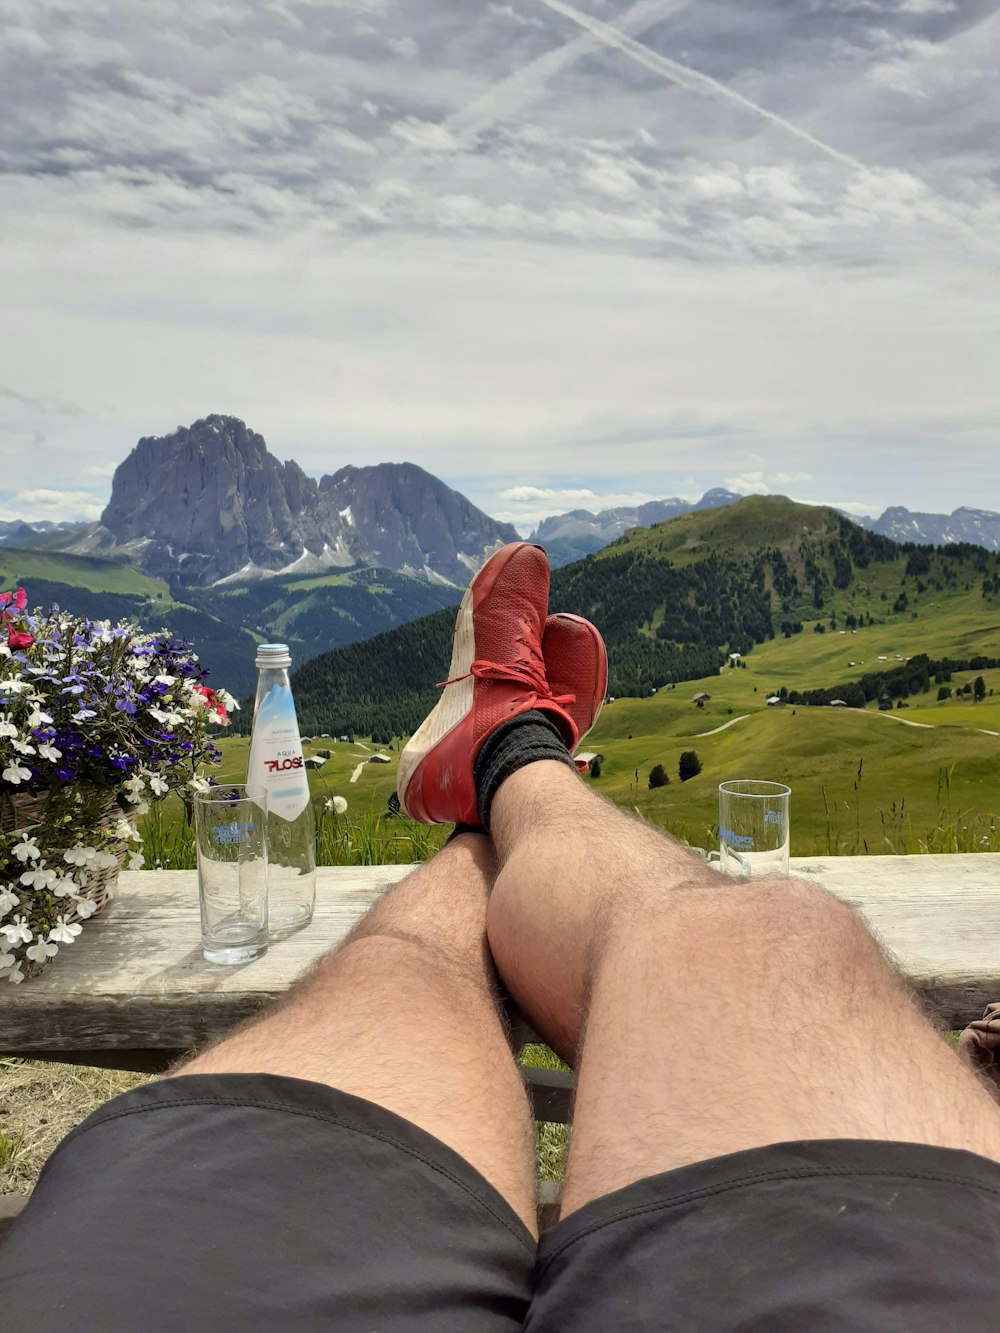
[4,1073,1000,1330]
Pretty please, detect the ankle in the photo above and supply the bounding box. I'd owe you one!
[474,710,576,830]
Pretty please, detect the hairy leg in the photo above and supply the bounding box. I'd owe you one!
[185,833,538,1232]
[486,761,1000,1216]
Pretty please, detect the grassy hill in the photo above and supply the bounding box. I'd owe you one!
[289,497,1000,737]
[146,494,1000,860]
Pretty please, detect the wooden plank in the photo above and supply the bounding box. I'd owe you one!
[0,866,411,1052]
[1,856,999,1054]
[522,1066,574,1123]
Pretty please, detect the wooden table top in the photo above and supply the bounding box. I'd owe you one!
[2,855,999,1059]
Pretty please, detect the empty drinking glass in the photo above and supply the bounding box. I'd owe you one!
[717,779,791,878]
[194,784,269,964]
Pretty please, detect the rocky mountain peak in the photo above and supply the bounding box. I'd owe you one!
[78,417,518,586]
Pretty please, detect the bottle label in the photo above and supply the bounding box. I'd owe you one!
[248,684,310,821]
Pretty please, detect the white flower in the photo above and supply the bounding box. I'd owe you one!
[217,689,238,711]
[64,844,97,867]
[325,796,348,815]
[0,887,19,919]
[188,775,212,795]
[72,708,97,722]
[11,739,36,755]
[25,935,58,965]
[148,773,169,797]
[36,741,62,761]
[0,678,29,694]
[27,707,53,727]
[127,851,145,871]
[2,761,32,785]
[92,850,118,870]
[153,673,177,686]
[1,915,33,946]
[19,866,57,892]
[71,895,99,920]
[148,707,169,724]
[51,875,80,898]
[0,713,17,739]
[122,774,145,803]
[12,835,41,863]
[0,950,16,971]
[2,961,25,984]
[49,917,82,944]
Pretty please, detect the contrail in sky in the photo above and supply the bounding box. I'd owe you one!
[531,0,867,170]
[444,0,684,139]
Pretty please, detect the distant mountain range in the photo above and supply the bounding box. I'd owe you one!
[530,494,1000,563]
[18,417,998,589]
[60,415,517,586]
[854,506,1000,550]
[530,488,743,565]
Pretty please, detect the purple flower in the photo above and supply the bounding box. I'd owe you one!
[55,767,77,782]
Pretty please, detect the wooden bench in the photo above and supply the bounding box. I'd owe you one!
[3,855,1000,1239]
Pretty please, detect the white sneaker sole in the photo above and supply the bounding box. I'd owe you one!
[397,581,476,807]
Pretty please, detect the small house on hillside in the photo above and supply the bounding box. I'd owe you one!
[304,755,327,768]
[692,691,711,706]
[766,695,786,707]
[369,753,391,764]
[830,699,848,708]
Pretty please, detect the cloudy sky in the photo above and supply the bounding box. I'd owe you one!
[2,0,998,534]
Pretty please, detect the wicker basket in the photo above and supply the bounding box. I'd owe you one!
[1,786,136,923]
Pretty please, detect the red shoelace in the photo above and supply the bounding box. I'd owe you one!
[438,657,576,711]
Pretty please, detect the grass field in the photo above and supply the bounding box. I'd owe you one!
[0,548,175,602]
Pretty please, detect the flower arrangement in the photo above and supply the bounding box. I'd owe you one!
[0,588,236,982]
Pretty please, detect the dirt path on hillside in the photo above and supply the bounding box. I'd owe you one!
[689,714,751,738]
[871,711,998,737]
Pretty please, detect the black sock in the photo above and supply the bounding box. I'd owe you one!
[447,822,487,843]
[473,710,576,830]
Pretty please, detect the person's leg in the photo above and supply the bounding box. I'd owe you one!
[486,760,1000,1215]
[184,831,537,1229]
[1,835,539,1332]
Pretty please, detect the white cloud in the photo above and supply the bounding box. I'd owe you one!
[499,485,662,506]
[6,489,105,522]
[897,0,956,14]
[0,0,996,525]
[725,473,770,496]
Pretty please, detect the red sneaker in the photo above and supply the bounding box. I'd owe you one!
[542,614,608,757]
[398,543,578,825]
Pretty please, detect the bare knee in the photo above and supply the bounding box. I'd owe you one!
[657,874,887,990]
[329,930,496,1008]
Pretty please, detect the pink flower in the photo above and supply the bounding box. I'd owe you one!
[0,587,26,612]
[7,626,33,650]
[192,684,228,725]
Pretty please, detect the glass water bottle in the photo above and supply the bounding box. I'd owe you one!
[247,643,316,934]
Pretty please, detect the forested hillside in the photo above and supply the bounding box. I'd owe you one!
[279,498,1000,739]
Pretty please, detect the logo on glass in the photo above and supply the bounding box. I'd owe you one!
[212,819,257,846]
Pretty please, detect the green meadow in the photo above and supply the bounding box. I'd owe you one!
[141,547,1000,864]
[0,549,175,602]
[144,650,999,865]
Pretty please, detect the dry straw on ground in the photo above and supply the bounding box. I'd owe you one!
[0,1059,147,1195]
